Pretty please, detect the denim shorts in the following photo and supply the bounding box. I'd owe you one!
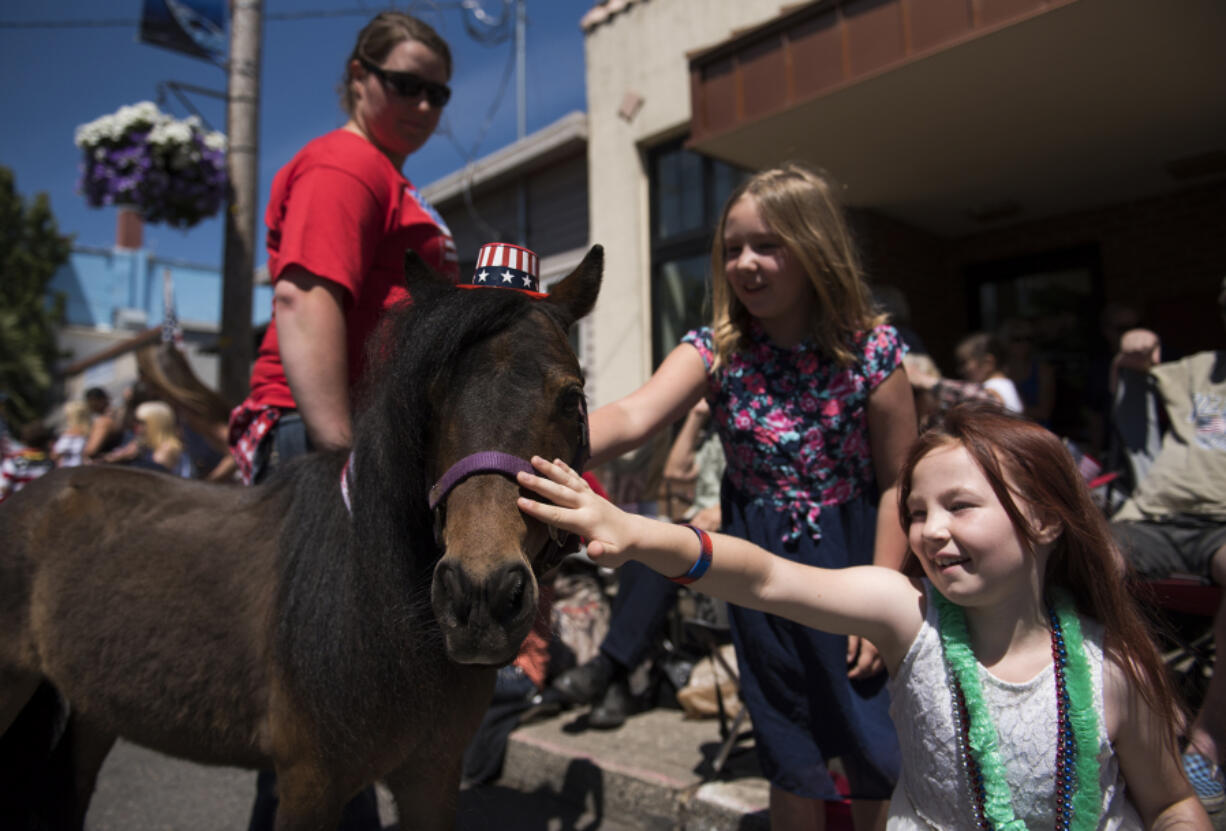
[252,411,313,483]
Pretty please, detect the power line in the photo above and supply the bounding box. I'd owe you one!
[7,1,529,242]
[0,18,137,29]
[0,5,475,30]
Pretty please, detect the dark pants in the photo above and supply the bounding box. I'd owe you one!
[600,560,678,670]
[248,413,382,831]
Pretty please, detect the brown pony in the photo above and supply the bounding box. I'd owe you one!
[0,246,603,830]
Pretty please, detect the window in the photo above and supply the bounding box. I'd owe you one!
[648,140,748,366]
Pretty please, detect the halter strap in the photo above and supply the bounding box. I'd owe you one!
[338,450,534,518]
[428,451,534,510]
[340,451,354,514]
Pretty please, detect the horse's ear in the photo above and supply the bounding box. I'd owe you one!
[544,244,602,327]
[403,250,452,292]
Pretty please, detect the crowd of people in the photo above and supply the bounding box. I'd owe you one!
[534,162,1223,828]
[0,384,204,503]
[1,7,1222,830]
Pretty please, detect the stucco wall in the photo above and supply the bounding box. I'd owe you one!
[583,0,783,406]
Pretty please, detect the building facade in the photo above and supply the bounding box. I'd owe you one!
[581,0,1226,442]
[421,111,598,394]
[48,209,272,405]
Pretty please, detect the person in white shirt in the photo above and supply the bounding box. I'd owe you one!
[955,331,1025,414]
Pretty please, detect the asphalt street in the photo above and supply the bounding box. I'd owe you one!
[87,740,638,831]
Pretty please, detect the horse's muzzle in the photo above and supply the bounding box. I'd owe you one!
[430,557,538,665]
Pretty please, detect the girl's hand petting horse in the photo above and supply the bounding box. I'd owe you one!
[518,456,719,584]
[517,457,641,567]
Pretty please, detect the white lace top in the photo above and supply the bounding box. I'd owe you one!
[886,582,1142,830]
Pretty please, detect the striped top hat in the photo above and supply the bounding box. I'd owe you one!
[461,242,544,297]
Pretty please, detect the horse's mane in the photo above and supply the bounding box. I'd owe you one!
[275,283,545,751]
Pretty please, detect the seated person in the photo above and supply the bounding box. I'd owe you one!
[552,401,724,729]
[902,353,997,431]
[82,387,124,461]
[1109,278,1226,812]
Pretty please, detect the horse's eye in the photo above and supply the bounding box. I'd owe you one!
[557,386,585,416]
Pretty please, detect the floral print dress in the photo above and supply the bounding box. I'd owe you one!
[681,321,906,801]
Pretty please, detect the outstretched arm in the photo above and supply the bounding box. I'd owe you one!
[517,456,924,672]
[587,343,708,468]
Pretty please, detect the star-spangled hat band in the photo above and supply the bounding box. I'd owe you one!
[459,242,545,297]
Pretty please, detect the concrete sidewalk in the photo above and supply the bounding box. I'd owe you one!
[490,705,770,830]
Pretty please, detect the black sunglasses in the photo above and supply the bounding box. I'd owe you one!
[358,58,451,108]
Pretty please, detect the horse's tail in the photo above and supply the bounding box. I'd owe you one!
[0,681,80,830]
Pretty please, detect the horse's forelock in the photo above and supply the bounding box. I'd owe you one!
[351,287,536,544]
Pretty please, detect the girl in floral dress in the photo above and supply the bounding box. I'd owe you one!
[587,163,917,830]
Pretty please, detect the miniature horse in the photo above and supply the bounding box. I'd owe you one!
[0,245,603,830]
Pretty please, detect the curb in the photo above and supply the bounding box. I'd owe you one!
[497,708,769,829]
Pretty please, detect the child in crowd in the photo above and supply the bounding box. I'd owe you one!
[131,400,189,477]
[518,403,1209,829]
[0,421,55,502]
[585,163,916,828]
[955,332,1025,414]
[51,400,91,468]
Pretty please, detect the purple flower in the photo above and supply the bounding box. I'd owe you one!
[75,103,228,229]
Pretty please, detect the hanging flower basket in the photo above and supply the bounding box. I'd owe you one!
[74,101,228,230]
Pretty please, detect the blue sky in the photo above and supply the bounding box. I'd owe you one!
[0,1,587,267]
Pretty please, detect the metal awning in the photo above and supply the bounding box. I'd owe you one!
[687,0,1226,235]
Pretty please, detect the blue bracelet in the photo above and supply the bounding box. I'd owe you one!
[670,524,713,585]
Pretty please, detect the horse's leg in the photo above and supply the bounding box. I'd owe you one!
[65,716,117,830]
[385,754,463,831]
[0,675,64,828]
[0,669,40,734]
[271,761,347,831]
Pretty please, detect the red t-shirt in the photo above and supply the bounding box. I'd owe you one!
[247,129,460,408]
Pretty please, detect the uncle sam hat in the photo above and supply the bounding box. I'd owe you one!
[460,242,545,298]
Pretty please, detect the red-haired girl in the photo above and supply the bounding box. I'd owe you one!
[519,403,1209,829]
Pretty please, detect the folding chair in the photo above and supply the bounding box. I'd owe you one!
[1128,575,1220,709]
[677,591,753,778]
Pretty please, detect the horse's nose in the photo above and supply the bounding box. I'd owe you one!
[432,559,533,629]
[433,559,474,627]
[487,560,531,624]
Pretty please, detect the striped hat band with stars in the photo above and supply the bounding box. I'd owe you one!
[460,242,545,297]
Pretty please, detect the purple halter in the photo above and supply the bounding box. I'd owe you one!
[425,397,589,569]
[427,451,534,510]
[428,395,588,513]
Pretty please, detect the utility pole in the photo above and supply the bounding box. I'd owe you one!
[516,0,526,141]
[514,0,528,244]
[219,0,263,406]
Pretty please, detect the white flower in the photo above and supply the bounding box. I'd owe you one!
[148,119,193,149]
[75,101,227,154]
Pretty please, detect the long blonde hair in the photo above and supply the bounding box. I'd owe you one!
[709,163,884,371]
[134,400,182,455]
[62,400,91,434]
